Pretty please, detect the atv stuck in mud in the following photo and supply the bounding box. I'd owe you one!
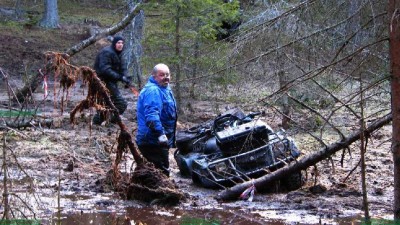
[174,108,303,190]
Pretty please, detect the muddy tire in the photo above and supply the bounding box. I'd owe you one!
[280,171,303,191]
[192,172,219,189]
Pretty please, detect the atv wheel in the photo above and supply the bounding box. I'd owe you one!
[280,171,303,191]
[192,172,219,189]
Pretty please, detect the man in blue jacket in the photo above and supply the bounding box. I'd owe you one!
[136,63,177,176]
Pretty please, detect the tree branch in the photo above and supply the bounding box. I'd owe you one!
[65,3,141,56]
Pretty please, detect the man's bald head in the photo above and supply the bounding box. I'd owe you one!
[152,64,171,87]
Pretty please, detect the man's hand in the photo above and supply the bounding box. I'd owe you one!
[121,75,132,86]
[158,134,168,146]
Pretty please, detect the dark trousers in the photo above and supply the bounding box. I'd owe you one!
[137,144,170,176]
[93,82,127,124]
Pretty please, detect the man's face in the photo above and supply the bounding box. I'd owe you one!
[154,67,171,87]
[115,40,124,52]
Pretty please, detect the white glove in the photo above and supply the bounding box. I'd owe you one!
[158,134,168,145]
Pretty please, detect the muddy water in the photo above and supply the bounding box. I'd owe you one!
[2,160,386,225]
[46,204,366,225]
[48,208,366,225]
[53,207,277,225]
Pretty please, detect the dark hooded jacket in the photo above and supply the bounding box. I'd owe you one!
[92,36,128,122]
[93,38,127,82]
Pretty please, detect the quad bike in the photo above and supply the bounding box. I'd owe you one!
[174,108,303,190]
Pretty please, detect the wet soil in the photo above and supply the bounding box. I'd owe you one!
[0,82,394,225]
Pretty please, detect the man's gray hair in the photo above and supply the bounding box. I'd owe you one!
[152,63,169,75]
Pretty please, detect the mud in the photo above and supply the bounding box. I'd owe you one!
[0,81,395,225]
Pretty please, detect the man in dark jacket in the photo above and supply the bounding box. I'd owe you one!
[136,63,177,176]
[93,35,131,125]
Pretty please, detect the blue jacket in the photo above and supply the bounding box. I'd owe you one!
[136,76,177,147]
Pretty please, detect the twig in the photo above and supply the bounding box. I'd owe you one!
[359,71,370,221]
[0,67,22,108]
[267,103,327,147]
[6,146,34,189]
[342,158,361,183]
[9,193,37,219]
[2,131,10,219]
[287,94,345,140]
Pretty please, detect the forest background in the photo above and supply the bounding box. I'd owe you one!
[0,0,398,224]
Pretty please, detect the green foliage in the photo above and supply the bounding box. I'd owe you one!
[361,218,400,225]
[143,0,240,63]
[213,69,239,86]
[1,20,24,30]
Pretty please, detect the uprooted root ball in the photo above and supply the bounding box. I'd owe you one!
[127,162,186,205]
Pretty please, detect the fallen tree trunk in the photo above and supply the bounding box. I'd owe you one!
[65,3,141,56]
[216,113,392,201]
[14,3,141,102]
[1,119,53,130]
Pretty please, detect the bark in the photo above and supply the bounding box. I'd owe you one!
[38,0,59,29]
[123,9,145,88]
[190,37,200,99]
[346,0,361,47]
[278,70,291,129]
[216,113,392,201]
[1,119,53,130]
[359,73,370,221]
[14,0,23,20]
[2,133,9,219]
[14,69,44,102]
[174,5,182,113]
[389,0,400,219]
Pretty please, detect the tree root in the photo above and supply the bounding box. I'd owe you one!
[45,52,184,205]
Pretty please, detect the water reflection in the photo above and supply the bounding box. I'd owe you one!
[48,205,388,225]
[51,207,285,225]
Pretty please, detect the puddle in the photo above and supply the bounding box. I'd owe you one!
[48,207,284,225]
[39,205,391,225]
[1,169,394,225]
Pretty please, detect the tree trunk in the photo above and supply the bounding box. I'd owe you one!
[216,114,392,201]
[15,69,44,102]
[389,0,400,219]
[2,133,9,219]
[38,0,59,29]
[359,72,370,221]
[346,0,361,47]
[174,5,182,113]
[14,0,23,20]
[278,70,291,129]
[189,20,201,99]
[123,9,145,89]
